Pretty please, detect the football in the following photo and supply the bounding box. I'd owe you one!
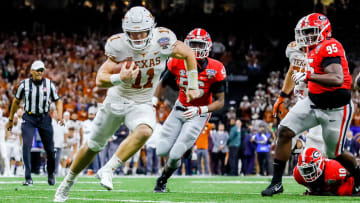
[112,60,133,73]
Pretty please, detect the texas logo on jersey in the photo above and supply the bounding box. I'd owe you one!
[167,57,226,107]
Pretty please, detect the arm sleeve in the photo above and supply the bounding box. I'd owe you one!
[15,81,25,100]
[161,69,178,91]
[321,56,341,68]
[210,80,225,94]
[50,81,60,101]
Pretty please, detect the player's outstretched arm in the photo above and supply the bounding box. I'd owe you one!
[170,40,200,101]
[207,92,225,113]
[273,65,294,118]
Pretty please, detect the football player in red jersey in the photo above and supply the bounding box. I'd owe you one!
[262,13,360,196]
[152,28,226,192]
[293,147,358,196]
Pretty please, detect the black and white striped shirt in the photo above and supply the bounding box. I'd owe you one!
[15,78,60,115]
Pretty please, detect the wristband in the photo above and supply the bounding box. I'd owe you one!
[110,74,123,85]
[152,96,159,107]
[199,106,209,114]
[187,70,199,90]
[280,91,289,98]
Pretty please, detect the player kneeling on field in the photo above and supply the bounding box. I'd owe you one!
[294,147,359,196]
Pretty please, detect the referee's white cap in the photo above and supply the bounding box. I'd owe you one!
[31,60,46,71]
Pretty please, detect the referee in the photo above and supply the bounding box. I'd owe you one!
[6,60,64,186]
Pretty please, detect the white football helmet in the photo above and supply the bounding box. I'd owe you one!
[122,6,155,50]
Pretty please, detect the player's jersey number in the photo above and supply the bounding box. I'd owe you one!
[132,68,154,89]
[179,77,205,97]
[326,44,338,55]
[339,168,347,177]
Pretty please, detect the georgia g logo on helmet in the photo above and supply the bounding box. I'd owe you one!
[294,13,331,48]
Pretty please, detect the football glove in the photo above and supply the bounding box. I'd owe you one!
[183,106,208,120]
[273,96,285,118]
[292,71,311,84]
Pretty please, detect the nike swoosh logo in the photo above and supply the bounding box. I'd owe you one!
[274,184,282,191]
[329,120,336,122]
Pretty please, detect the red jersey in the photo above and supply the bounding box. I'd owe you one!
[308,38,351,94]
[167,57,226,107]
[293,159,354,196]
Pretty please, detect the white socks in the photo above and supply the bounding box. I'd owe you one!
[103,155,124,172]
[66,170,78,182]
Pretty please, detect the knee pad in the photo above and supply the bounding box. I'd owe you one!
[87,139,105,152]
[156,140,171,157]
[169,143,188,161]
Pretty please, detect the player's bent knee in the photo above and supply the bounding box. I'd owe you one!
[278,126,295,139]
[87,139,105,152]
[134,124,153,140]
[156,140,170,157]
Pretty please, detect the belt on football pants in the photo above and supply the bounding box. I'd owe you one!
[175,106,187,112]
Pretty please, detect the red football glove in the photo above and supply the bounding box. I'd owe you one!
[273,96,286,119]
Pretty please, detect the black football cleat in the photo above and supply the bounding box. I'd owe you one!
[48,173,56,186]
[261,182,284,196]
[22,179,33,186]
[153,177,167,193]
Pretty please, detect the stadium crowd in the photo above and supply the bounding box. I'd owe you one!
[1,0,360,178]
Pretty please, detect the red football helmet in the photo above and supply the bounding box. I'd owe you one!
[297,147,325,182]
[295,13,331,47]
[184,28,212,59]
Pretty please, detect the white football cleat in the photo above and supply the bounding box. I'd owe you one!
[96,168,113,190]
[53,178,76,202]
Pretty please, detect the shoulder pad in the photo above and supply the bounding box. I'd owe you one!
[104,33,133,62]
[285,41,304,64]
[153,27,177,55]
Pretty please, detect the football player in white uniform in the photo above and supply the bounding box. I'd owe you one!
[272,17,325,154]
[54,6,199,202]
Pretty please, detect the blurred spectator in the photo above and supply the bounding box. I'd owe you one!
[195,122,212,175]
[227,119,242,176]
[211,37,226,60]
[210,123,229,175]
[146,123,161,175]
[239,95,251,122]
[252,124,273,176]
[51,105,67,176]
[243,129,257,175]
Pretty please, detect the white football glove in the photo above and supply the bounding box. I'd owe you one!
[183,107,200,120]
[292,72,306,84]
[183,106,208,120]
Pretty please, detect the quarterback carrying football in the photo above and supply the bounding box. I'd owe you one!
[152,28,226,192]
[54,6,200,202]
[262,13,360,196]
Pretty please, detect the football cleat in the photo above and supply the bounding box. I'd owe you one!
[153,177,167,193]
[54,178,77,202]
[22,179,33,186]
[96,168,114,190]
[261,182,284,196]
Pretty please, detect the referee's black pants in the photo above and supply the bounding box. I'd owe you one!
[21,113,55,180]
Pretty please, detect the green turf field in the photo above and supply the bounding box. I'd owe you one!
[0,176,359,202]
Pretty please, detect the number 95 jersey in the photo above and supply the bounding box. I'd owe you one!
[104,27,177,103]
[167,57,226,107]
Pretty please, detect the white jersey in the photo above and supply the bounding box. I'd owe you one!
[82,119,93,144]
[105,27,177,103]
[6,121,21,145]
[285,41,309,99]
